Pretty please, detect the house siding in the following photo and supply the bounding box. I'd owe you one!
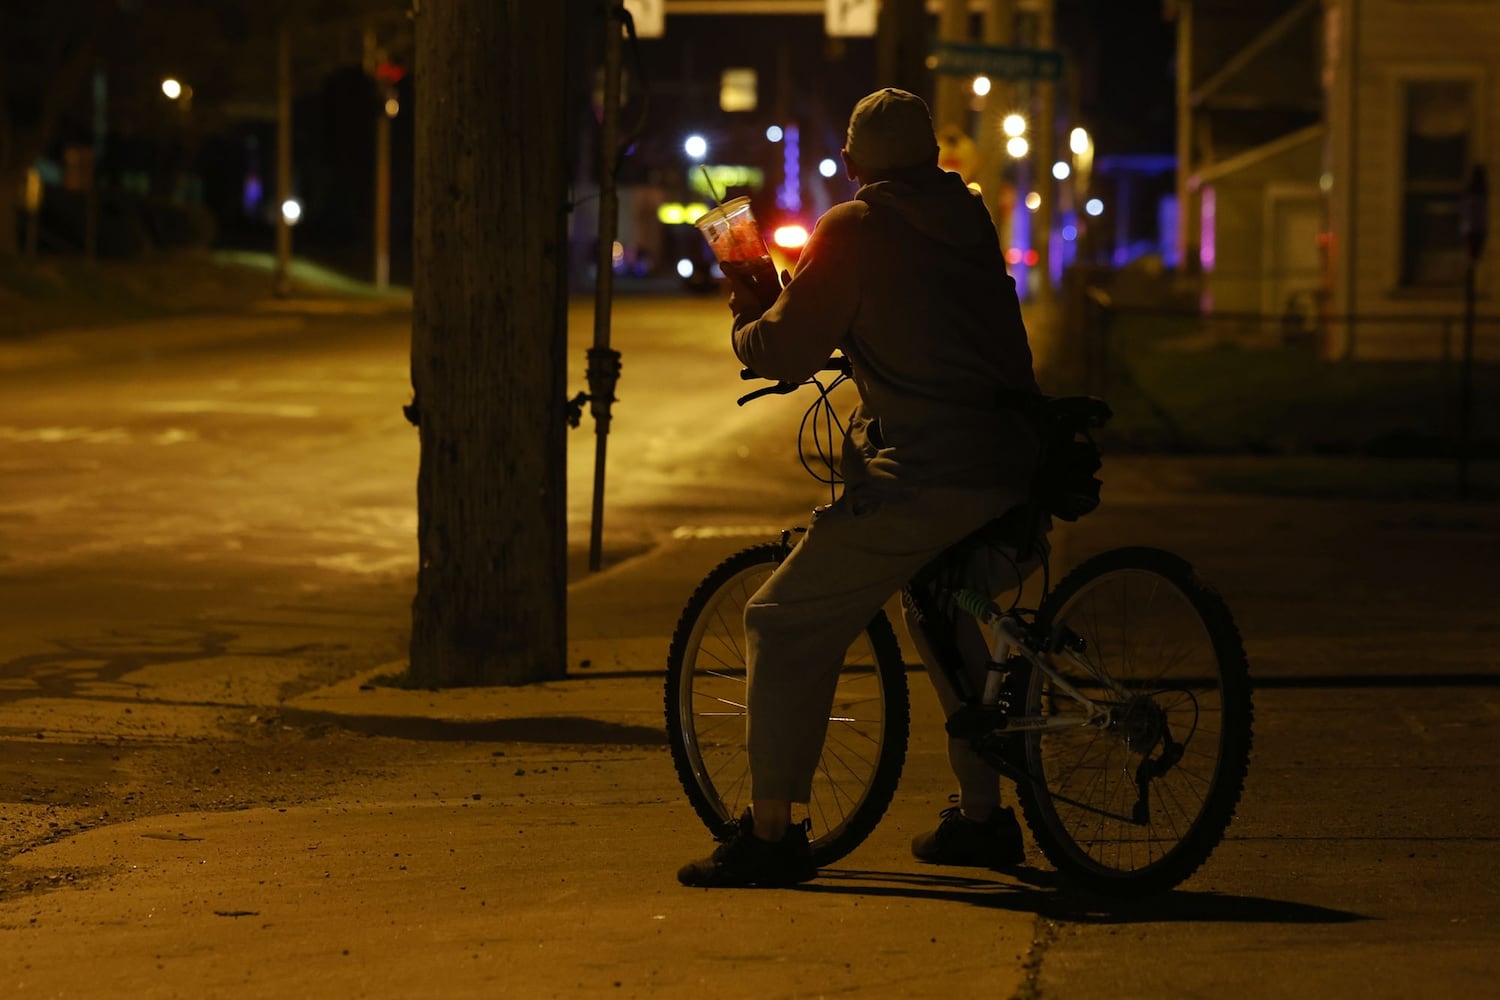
[1204,134,1324,317]
[1330,0,1500,359]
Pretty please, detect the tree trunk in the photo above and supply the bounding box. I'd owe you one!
[409,0,572,686]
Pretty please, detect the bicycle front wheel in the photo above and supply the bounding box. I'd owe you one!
[1016,546,1253,895]
[664,542,909,867]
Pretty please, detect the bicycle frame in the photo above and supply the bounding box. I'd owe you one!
[747,355,1126,752]
[901,567,1120,749]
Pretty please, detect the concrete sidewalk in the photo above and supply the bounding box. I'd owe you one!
[4,476,1499,999]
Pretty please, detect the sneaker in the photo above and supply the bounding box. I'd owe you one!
[677,811,817,888]
[911,805,1025,868]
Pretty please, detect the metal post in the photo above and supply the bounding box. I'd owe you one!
[1457,164,1488,497]
[979,0,1014,242]
[1035,0,1055,298]
[587,2,626,573]
[375,109,391,291]
[22,168,40,258]
[1458,261,1477,496]
[1172,0,1196,269]
[877,0,928,95]
[274,24,293,298]
[88,69,105,261]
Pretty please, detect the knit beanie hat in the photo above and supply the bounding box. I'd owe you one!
[844,88,939,171]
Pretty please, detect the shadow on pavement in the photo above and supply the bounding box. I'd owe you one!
[803,868,1366,924]
[279,708,666,746]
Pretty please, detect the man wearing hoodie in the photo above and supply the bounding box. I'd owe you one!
[677,89,1044,888]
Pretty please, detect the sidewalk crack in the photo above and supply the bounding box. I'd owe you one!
[1012,914,1062,1000]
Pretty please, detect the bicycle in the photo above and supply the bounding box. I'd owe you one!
[664,357,1253,896]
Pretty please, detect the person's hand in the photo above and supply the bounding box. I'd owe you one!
[724,267,794,321]
[724,268,767,323]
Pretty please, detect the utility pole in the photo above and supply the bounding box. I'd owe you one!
[274,24,293,297]
[876,0,928,96]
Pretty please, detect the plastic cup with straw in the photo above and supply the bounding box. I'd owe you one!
[693,168,782,309]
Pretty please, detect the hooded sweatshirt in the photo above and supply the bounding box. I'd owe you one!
[733,168,1041,490]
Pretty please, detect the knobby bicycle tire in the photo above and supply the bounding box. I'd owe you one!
[664,542,910,867]
[1015,546,1253,896]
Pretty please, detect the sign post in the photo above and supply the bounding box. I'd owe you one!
[1457,164,1488,497]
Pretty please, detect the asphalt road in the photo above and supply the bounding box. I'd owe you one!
[1,296,1497,998]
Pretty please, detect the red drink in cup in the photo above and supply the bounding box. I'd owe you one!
[694,197,782,310]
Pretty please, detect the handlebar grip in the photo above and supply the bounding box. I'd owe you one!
[741,357,849,382]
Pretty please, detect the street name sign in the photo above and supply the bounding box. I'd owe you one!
[927,41,1063,82]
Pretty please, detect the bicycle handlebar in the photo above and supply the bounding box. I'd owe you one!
[736,357,852,406]
[739,357,851,381]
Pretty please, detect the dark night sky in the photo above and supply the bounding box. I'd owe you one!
[1057,0,1178,154]
[76,2,1177,277]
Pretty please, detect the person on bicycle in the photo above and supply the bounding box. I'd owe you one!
[678,88,1045,888]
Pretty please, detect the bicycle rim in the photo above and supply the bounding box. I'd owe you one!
[664,543,909,866]
[1018,546,1252,895]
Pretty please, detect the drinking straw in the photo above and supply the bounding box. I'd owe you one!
[700,165,723,207]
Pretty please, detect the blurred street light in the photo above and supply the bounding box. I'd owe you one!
[818,158,838,178]
[972,75,992,97]
[161,78,183,100]
[1002,114,1027,138]
[1070,127,1091,156]
[1025,191,1041,211]
[766,125,784,143]
[1085,198,1104,217]
[1052,161,1071,180]
[1006,136,1029,158]
[773,224,809,249]
[384,97,399,118]
[684,134,708,160]
[676,258,695,279]
[281,198,303,225]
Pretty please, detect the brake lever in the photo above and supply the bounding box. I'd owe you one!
[736,381,801,406]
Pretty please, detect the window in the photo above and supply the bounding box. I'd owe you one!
[1399,79,1475,287]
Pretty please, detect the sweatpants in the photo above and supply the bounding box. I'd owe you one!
[744,480,1041,810]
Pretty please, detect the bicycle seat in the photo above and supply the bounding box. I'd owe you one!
[909,505,1036,588]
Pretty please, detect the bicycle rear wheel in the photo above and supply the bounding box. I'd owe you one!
[1016,546,1252,895]
[665,542,909,867]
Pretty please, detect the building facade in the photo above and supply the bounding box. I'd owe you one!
[1322,0,1498,360]
[1188,0,1498,360]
